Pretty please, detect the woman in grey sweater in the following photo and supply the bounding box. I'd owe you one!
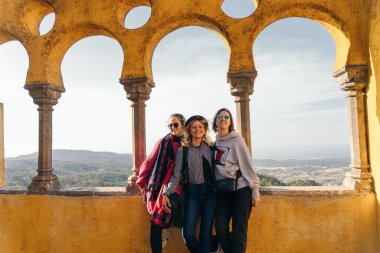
[162,115,216,253]
[212,108,260,253]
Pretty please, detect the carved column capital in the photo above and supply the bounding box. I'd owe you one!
[227,71,257,98]
[24,84,65,108]
[333,65,367,94]
[120,77,155,102]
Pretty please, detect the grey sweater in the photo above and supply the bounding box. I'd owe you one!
[163,142,212,196]
[214,130,260,197]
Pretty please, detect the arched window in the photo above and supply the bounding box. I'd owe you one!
[54,36,130,187]
[148,26,231,150]
[0,41,35,186]
[252,18,349,186]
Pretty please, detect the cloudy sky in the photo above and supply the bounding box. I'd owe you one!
[0,0,349,158]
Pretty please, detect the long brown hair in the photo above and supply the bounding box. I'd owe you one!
[212,108,235,133]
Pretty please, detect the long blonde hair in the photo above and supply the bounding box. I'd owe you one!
[182,117,213,147]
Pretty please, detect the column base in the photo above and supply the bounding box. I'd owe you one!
[342,169,373,190]
[27,174,60,193]
[125,174,141,194]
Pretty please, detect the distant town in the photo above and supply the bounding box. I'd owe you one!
[4,149,350,187]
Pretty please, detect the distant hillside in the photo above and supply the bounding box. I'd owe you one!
[4,149,349,187]
[5,149,133,187]
[7,149,132,163]
[253,157,350,167]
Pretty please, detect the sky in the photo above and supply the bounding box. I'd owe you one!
[0,0,350,159]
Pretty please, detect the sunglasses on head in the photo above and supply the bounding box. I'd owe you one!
[168,123,179,129]
[217,115,230,121]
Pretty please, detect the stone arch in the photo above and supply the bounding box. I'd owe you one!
[0,38,35,186]
[147,25,231,143]
[252,3,351,72]
[0,31,17,46]
[251,8,371,189]
[19,0,55,37]
[55,35,127,160]
[25,23,124,88]
[251,17,347,160]
[0,31,32,86]
[142,16,232,81]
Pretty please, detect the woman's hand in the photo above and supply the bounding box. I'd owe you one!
[252,196,260,207]
[162,195,172,213]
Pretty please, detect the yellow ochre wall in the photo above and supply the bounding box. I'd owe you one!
[0,0,379,252]
[0,0,370,86]
[0,192,377,253]
[368,0,380,250]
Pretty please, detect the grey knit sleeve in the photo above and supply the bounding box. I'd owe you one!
[236,137,260,197]
[163,147,183,196]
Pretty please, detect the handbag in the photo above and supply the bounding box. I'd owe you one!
[215,170,241,193]
[215,178,237,192]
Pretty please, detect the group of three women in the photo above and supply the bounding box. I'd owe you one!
[136,108,261,253]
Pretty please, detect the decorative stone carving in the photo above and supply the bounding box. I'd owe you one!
[227,71,257,153]
[228,71,257,98]
[120,77,155,102]
[120,77,155,193]
[24,84,64,192]
[333,65,373,190]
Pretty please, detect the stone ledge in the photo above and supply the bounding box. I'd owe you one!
[0,186,132,196]
[0,186,370,197]
[259,186,363,196]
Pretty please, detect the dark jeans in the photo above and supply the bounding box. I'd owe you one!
[150,221,162,253]
[182,183,217,253]
[215,186,252,253]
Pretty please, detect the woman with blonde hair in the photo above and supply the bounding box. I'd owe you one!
[162,115,216,253]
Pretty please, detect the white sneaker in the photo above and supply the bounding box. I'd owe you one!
[161,228,170,248]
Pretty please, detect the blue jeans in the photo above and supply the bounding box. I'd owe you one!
[215,186,252,253]
[182,183,217,253]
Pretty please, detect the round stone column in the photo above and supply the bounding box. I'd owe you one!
[334,65,373,190]
[227,71,257,154]
[24,84,64,192]
[120,77,154,193]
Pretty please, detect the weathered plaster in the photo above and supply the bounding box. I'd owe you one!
[0,0,367,86]
[0,188,377,253]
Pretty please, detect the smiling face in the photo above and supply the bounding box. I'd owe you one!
[190,120,205,140]
[168,116,183,136]
[216,110,231,132]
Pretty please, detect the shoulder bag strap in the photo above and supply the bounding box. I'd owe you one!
[182,147,189,184]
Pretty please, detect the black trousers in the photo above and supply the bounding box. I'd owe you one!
[215,186,252,253]
[150,221,162,253]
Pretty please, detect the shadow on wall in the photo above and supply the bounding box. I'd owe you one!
[377,199,380,252]
[369,49,380,125]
